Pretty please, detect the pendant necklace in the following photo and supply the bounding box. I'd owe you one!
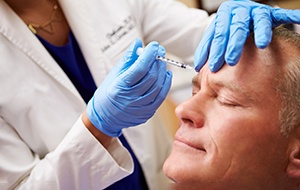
[25,2,62,34]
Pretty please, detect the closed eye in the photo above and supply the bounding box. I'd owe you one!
[216,96,241,107]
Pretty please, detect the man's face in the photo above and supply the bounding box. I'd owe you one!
[163,45,290,188]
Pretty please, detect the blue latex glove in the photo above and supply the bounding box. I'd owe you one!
[86,39,172,137]
[194,0,300,72]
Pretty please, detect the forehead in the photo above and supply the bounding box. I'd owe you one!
[195,56,280,105]
[195,69,254,98]
[194,37,289,105]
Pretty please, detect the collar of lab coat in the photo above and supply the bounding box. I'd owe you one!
[0,0,109,95]
[59,0,110,87]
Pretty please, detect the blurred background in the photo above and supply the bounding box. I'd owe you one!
[179,0,300,13]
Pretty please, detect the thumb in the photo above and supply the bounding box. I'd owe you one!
[116,38,143,76]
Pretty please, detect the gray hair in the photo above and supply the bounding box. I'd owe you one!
[272,27,300,136]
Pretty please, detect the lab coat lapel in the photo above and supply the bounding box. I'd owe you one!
[0,1,82,99]
[59,0,110,87]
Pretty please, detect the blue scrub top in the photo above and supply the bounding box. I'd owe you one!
[37,32,148,190]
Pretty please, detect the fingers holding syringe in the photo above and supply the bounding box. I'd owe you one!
[129,44,172,107]
[119,41,172,105]
[139,44,172,108]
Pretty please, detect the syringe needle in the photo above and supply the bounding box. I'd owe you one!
[156,56,193,70]
[136,47,193,70]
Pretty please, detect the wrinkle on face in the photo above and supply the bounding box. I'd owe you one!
[208,77,257,104]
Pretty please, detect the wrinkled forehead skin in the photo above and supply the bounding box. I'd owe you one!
[202,36,288,108]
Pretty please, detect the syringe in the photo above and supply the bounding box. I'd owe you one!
[136,47,193,70]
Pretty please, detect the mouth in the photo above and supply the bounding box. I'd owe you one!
[174,136,206,153]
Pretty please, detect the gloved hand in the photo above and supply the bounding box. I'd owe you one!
[86,39,172,137]
[194,0,300,72]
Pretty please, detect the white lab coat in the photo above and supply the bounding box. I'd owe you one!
[0,0,212,189]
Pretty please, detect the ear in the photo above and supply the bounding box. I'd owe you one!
[287,146,300,178]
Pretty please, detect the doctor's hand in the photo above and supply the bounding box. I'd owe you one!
[86,39,172,137]
[194,0,300,72]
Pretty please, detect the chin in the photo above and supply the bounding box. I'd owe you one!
[163,153,198,183]
[163,141,210,183]
[163,155,177,182]
[163,157,227,190]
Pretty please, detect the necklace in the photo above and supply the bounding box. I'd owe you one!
[26,2,62,34]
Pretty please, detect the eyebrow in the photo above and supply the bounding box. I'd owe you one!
[192,75,199,87]
[211,78,258,102]
[191,75,257,103]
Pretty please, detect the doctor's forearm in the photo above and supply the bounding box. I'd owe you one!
[82,111,113,149]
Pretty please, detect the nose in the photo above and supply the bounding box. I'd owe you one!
[175,95,205,128]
